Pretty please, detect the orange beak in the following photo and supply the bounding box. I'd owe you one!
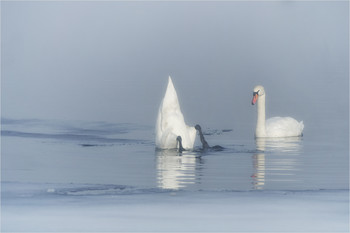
[252,94,258,105]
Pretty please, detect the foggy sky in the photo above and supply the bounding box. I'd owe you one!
[1,1,349,133]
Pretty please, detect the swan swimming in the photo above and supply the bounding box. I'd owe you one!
[155,76,196,150]
[251,85,304,138]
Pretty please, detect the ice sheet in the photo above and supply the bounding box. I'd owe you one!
[1,182,349,232]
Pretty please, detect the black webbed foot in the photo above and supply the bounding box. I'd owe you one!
[176,136,185,153]
[195,124,225,152]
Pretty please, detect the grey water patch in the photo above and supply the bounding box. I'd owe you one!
[1,117,151,136]
[202,128,233,136]
[51,184,173,196]
[79,143,111,147]
[1,117,42,125]
[2,182,172,200]
[1,118,153,145]
[198,145,259,155]
[60,121,152,137]
[1,130,143,144]
[53,184,129,196]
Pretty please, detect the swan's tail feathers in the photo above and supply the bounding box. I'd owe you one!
[167,76,175,91]
[161,76,180,112]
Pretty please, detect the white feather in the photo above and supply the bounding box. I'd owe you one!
[266,117,304,137]
[155,76,196,149]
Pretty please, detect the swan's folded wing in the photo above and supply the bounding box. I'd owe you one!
[266,117,303,137]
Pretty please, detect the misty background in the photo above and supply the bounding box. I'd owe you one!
[1,1,349,137]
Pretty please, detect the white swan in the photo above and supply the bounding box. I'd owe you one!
[155,76,196,150]
[251,85,304,138]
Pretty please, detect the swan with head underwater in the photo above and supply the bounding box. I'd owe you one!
[155,76,196,152]
[251,85,304,138]
[155,76,222,152]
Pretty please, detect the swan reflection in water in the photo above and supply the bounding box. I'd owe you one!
[252,137,303,190]
[156,149,201,190]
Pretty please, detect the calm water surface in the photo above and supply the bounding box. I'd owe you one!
[1,118,348,193]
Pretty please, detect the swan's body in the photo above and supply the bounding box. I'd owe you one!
[252,85,304,138]
[155,76,196,150]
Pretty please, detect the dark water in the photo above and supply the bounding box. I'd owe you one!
[1,118,348,193]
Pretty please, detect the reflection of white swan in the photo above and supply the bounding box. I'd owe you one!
[252,137,303,190]
[156,150,197,190]
[256,137,303,153]
[251,85,304,138]
[155,76,196,150]
[252,153,265,190]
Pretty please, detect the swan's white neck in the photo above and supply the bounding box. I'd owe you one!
[256,94,266,137]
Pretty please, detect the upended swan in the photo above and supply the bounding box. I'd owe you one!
[251,85,304,138]
[155,76,196,150]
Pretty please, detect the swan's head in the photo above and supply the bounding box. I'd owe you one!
[252,85,265,105]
